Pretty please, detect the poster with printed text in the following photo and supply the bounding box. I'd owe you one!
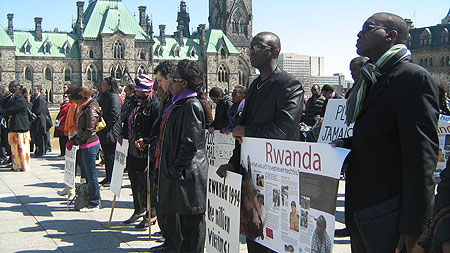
[110,139,129,198]
[64,146,78,189]
[240,137,349,253]
[318,99,353,144]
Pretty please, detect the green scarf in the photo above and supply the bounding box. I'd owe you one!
[346,44,411,124]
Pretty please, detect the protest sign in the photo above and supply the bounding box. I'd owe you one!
[437,115,450,174]
[205,131,242,253]
[318,99,353,143]
[64,146,78,189]
[110,139,129,198]
[240,137,349,253]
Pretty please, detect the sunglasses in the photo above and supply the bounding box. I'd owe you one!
[249,43,273,52]
[360,24,393,34]
[232,91,243,95]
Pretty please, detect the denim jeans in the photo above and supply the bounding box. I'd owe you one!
[79,144,100,206]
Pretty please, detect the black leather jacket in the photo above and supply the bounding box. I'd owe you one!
[97,91,122,144]
[157,97,208,215]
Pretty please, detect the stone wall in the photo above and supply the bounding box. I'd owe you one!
[411,47,450,74]
[0,47,16,88]
[205,52,240,94]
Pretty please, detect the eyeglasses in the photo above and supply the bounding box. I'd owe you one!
[136,95,148,100]
[360,24,393,34]
[171,76,184,83]
[249,43,273,52]
[232,91,243,95]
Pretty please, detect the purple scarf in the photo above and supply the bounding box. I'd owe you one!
[162,89,198,119]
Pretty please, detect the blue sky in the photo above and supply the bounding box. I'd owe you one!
[0,0,448,80]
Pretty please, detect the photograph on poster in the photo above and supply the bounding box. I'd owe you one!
[301,210,309,229]
[281,185,289,207]
[273,189,280,207]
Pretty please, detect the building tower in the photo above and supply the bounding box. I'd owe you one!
[177,0,190,37]
[208,0,252,50]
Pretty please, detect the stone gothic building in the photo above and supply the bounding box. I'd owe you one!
[0,0,253,103]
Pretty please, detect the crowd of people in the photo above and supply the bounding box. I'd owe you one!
[1,11,450,253]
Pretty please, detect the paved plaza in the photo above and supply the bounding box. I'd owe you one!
[0,152,350,252]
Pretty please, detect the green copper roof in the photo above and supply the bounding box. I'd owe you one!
[13,31,79,57]
[153,36,201,60]
[0,25,15,47]
[205,29,239,54]
[83,0,149,40]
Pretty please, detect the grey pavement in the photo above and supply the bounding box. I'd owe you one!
[0,152,350,252]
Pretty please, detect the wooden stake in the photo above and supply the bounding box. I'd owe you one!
[108,195,117,228]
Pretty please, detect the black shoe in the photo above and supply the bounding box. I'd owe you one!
[99,179,110,186]
[123,213,145,224]
[135,218,149,229]
[149,244,169,252]
[334,228,350,237]
[153,231,162,237]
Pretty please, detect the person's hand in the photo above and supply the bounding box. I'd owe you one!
[66,140,74,151]
[118,136,123,146]
[330,139,345,148]
[395,233,418,253]
[232,125,245,144]
[442,241,450,253]
[208,127,215,133]
[135,138,148,150]
[216,163,235,178]
[223,130,231,135]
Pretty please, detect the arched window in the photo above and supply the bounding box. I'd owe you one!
[113,40,124,59]
[419,59,423,66]
[64,66,72,81]
[87,64,97,81]
[137,65,147,76]
[45,67,52,81]
[232,20,239,33]
[240,22,246,33]
[218,64,229,83]
[174,46,181,57]
[44,43,51,54]
[429,58,433,67]
[89,49,94,59]
[158,47,164,57]
[24,66,33,81]
[111,65,124,79]
[139,51,145,60]
[64,44,71,56]
[25,43,31,54]
[441,56,446,66]
[220,48,227,58]
[190,47,196,57]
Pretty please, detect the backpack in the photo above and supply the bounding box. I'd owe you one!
[71,183,90,210]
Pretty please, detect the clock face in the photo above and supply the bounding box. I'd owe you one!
[235,10,241,18]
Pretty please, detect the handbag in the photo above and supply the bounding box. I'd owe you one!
[71,183,90,210]
[96,117,106,132]
[354,195,401,253]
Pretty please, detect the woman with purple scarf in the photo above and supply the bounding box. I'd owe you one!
[154,60,208,252]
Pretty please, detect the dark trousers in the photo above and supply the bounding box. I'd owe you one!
[100,142,116,182]
[45,130,51,151]
[127,155,149,215]
[79,144,101,206]
[33,131,45,155]
[349,228,367,253]
[165,213,206,253]
[59,136,68,156]
[157,212,176,245]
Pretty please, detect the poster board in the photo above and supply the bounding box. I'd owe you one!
[110,139,129,198]
[318,99,353,143]
[64,146,78,189]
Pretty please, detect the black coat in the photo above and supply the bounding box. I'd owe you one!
[229,68,304,168]
[303,94,325,126]
[158,97,208,215]
[4,95,29,132]
[97,91,122,144]
[210,95,232,130]
[31,95,48,135]
[343,61,438,236]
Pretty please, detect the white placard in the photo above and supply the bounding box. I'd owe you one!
[318,99,354,143]
[110,139,129,198]
[205,130,241,253]
[64,146,78,189]
[240,137,350,252]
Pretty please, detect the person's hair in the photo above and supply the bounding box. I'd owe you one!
[321,84,334,93]
[350,56,368,67]
[234,85,247,94]
[317,215,326,228]
[21,87,28,96]
[104,77,120,94]
[255,31,281,50]
[432,73,450,99]
[176,60,204,92]
[311,84,321,91]
[154,61,177,77]
[35,85,43,92]
[291,201,296,207]
[69,86,93,100]
[209,87,224,97]
[375,12,408,45]
[9,80,20,90]
[125,83,135,92]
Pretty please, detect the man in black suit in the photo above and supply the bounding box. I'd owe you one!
[337,13,438,252]
[31,85,49,157]
[217,32,304,253]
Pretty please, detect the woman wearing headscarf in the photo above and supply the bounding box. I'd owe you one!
[66,86,102,211]
[155,60,208,252]
[97,77,122,186]
[120,74,160,228]
[4,81,31,172]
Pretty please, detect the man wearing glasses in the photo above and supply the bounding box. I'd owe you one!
[217,32,304,253]
[335,13,438,252]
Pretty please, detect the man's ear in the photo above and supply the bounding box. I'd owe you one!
[385,30,398,43]
[272,48,280,59]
